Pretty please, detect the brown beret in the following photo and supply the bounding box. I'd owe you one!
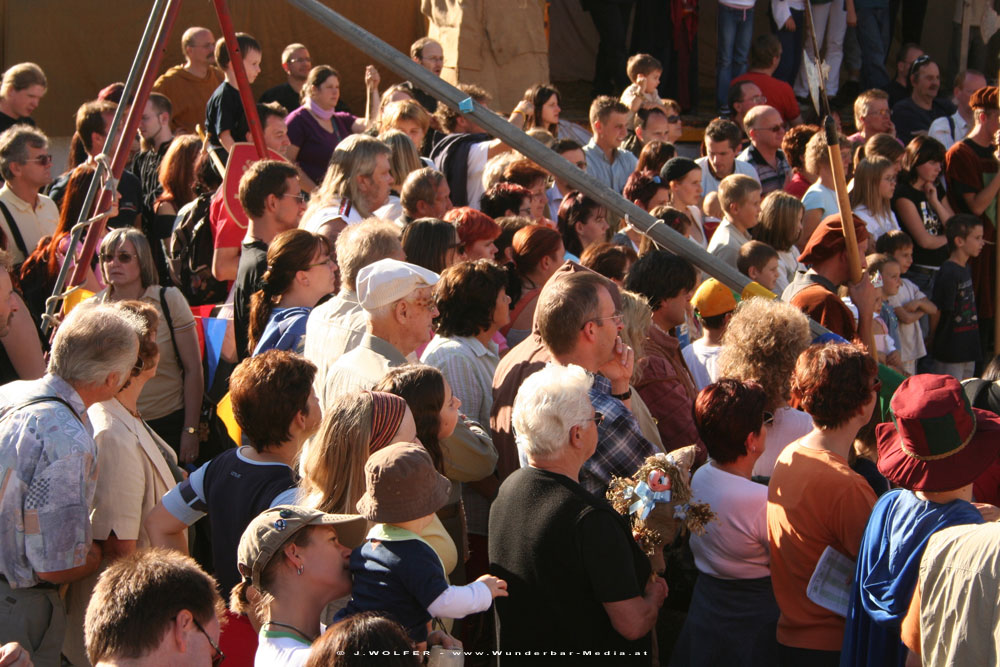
[798,214,870,266]
[970,85,999,110]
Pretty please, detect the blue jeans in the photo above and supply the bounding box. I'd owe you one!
[856,7,891,90]
[773,8,804,87]
[716,4,754,110]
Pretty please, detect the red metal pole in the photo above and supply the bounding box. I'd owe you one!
[212,0,267,159]
[67,0,183,287]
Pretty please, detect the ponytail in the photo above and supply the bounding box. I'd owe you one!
[247,287,276,354]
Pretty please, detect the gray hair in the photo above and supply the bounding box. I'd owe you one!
[336,218,403,291]
[0,125,47,181]
[305,134,391,219]
[513,363,594,460]
[100,228,158,289]
[48,303,140,387]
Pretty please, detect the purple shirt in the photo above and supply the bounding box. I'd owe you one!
[286,106,356,185]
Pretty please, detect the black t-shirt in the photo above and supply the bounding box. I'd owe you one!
[489,467,652,664]
[233,239,268,361]
[891,96,955,144]
[892,180,948,268]
[887,80,909,108]
[48,168,142,230]
[259,82,300,115]
[932,259,981,362]
[0,112,34,135]
[205,82,248,159]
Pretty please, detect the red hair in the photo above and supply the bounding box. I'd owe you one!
[444,206,501,246]
[511,224,562,277]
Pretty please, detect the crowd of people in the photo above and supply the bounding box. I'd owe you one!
[0,6,1000,667]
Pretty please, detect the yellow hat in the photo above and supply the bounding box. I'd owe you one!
[690,279,737,318]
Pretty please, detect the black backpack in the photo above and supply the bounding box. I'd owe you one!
[167,192,227,306]
[430,132,489,207]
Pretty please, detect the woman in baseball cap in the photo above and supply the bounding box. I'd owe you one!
[232,505,367,666]
[842,374,1000,667]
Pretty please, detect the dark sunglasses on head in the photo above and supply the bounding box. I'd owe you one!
[909,54,932,80]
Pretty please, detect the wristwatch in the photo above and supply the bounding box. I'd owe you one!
[611,388,632,401]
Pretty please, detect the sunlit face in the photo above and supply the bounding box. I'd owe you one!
[431,179,452,219]
[302,388,322,437]
[16,143,52,188]
[285,48,313,80]
[589,287,623,365]
[139,100,165,141]
[646,186,671,212]
[864,98,892,133]
[597,111,629,147]
[960,224,986,258]
[576,207,609,249]
[880,260,902,296]
[418,41,444,76]
[312,74,340,111]
[706,138,736,177]
[540,94,561,126]
[659,286,693,329]
[5,84,45,119]
[466,236,498,261]
[915,159,942,185]
[101,239,142,289]
[491,286,511,329]
[297,525,353,599]
[264,116,291,157]
[392,118,426,150]
[892,245,914,273]
[731,189,762,229]
[443,231,466,268]
[878,168,897,200]
[637,112,670,145]
[671,169,703,208]
[304,250,338,300]
[437,378,461,441]
[642,70,662,94]
[756,257,781,292]
[528,178,548,221]
[242,49,262,84]
[359,154,393,210]
[912,62,940,99]
[751,110,785,151]
[273,177,306,229]
[403,286,439,347]
[185,29,216,67]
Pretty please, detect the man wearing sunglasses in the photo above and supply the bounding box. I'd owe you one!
[259,43,313,115]
[891,55,955,144]
[0,125,58,266]
[738,105,792,196]
[84,549,224,667]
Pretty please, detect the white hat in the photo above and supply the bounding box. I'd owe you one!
[357,258,439,311]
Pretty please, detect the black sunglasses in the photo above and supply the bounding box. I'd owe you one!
[193,618,226,666]
[908,55,932,80]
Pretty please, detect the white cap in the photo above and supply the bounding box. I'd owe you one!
[357,258,440,311]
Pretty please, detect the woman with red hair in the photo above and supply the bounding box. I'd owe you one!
[444,206,501,261]
[500,224,564,347]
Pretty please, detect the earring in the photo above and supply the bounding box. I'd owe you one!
[297,565,303,575]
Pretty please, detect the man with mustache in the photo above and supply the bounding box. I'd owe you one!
[892,56,955,144]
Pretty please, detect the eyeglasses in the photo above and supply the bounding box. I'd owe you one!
[287,56,312,64]
[282,192,309,204]
[867,108,891,118]
[743,94,767,105]
[130,355,145,377]
[100,251,135,264]
[582,311,623,328]
[308,256,336,269]
[23,154,53,167]
[591,411,605,426]
[192,618,226,666]
[762,411,774,427]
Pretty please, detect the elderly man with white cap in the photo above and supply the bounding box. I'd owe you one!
[321,258,439,405]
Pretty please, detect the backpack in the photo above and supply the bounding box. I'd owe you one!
[429,132,489,208]
[167,192,228,306]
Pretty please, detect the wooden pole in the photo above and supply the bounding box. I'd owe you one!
[960,0,972,73]
[824,117,878,358]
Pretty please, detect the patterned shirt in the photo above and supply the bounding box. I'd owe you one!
[0,374,95,588]
[582,374,659,496]
[737,144,791,196]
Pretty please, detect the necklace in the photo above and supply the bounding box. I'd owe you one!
[265,620,315,642]
[116,398,141,420]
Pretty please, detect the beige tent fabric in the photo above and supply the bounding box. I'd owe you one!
[1,0,425,137]
[422,0,549,113]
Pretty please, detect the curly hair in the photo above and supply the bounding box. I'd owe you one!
[717,298,812,410]
[434,259,508,337]
[790,342,878,430]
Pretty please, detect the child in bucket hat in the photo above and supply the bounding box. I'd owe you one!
[335,443,508,649]
[842,374,1000,667]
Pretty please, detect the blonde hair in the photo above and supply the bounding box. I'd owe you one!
[377,129,422,189]
[304,134,391,219]
[717,298,812,410]
[853,89,889,130]
[380,99,431,135]
[850,156,894,220]
[804,130,842,177]
[618,289,652,382]
[718,174,761,214]
[298,392,376,515]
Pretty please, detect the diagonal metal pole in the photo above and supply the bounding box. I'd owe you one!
[284,0,833,338]
[212,0,267,158]
[41,0,173,334]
